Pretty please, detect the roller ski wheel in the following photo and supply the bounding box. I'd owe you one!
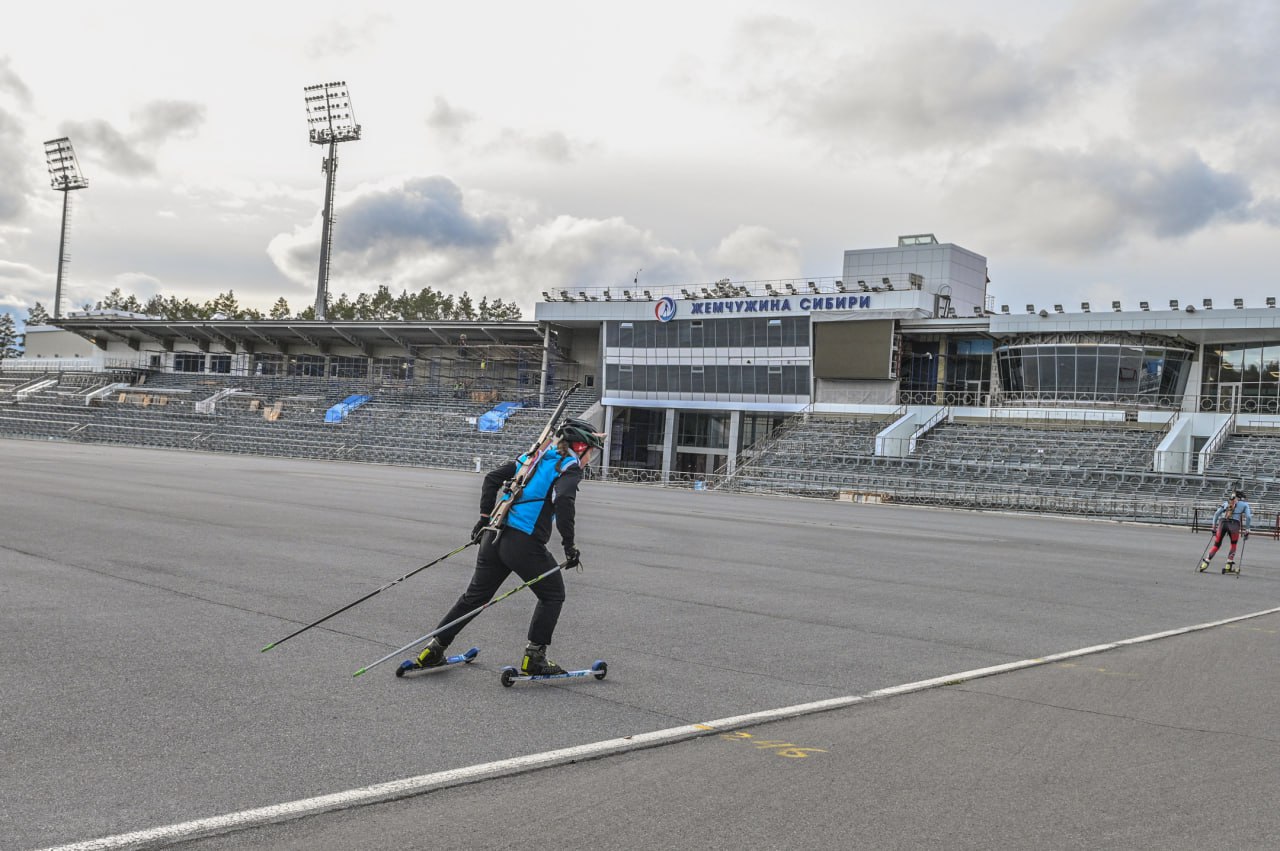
[499,659,608,687]
[395,646,479,677]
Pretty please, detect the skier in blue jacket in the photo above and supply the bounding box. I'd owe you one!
[408,418,604,674]
[1200,490,1252,574]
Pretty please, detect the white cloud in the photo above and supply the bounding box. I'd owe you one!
[2,0,1279,322]
[711,226,801,280]
[60,99,206,177]
[0,258,51,310]
[945,143,1253,255]
[267,175,705,313]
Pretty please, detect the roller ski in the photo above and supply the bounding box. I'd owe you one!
[499,642,606,687]
[1222,560,1239,577]
[500,660,607,687]
[395,639,479,677]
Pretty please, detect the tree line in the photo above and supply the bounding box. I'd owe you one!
[22,284,524,326]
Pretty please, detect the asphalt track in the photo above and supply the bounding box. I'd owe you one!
[2,439,1277,850]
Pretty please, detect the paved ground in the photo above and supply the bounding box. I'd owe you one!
[2,438,1276,850]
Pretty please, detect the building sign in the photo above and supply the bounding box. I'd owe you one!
[684,295,873,317]
[655,296,677,322]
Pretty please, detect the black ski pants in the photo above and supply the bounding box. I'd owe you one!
[432,527,566,648]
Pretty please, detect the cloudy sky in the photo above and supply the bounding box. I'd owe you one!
[2,0,1279,328]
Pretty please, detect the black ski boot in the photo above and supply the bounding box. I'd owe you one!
[521,642,566,676]
[414,637,449,669]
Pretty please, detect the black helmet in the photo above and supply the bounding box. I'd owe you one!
[558,418,603,450]
[1234,489,1247,500]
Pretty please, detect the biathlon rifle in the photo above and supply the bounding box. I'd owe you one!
[483,381,582,545]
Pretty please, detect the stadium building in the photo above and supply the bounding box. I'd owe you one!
[10,233,1280,523]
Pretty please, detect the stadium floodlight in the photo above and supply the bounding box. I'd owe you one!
[1112,300,1122,311]
[1081,302,1090,312]
[1140,301,1150,311]
[1268,297,1276,308]
[1234,298,1245,309]
[1053,304,1063,313]
[43,137,89,320]
[1203,298,1213,309]
[1169,299,1179,310]
[303,81,362,320]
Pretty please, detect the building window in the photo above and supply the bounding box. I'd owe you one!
[174,352,204,373]
[995,342,1192,407]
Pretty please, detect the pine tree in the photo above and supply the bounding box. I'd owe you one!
[456,292,477,321]
[26,302,50,326]
[0,313,19,360]
[207,289,241,319]
[71,284,524,324]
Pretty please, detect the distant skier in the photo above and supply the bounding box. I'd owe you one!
[405,418,604,675]
[1200,490,1252,574]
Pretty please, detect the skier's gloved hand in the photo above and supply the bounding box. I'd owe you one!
[564,545,581,570]
[471,516,490,543]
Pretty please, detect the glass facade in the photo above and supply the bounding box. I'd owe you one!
[900,338,993,404]
[605,363,808,395]
[675,413,731,449]
[995,342,1192,407]
[1201,342,1280,412]
[605,316,810,348]
[604,318,811,402]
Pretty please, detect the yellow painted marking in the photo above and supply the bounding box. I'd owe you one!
[774,748,826,758]
[719,730,826,758]
[1225,625,1279,635]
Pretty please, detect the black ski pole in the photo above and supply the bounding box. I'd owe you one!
[353,558,573,677]
[1195,524,1216,572]
[261,540,476,652]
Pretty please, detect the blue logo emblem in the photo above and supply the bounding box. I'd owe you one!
[655,296,677,322]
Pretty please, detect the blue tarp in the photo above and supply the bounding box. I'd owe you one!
[477,401,523,432]
[324,394,371,423]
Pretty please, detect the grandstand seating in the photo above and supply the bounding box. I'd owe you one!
[0,368,1265,526]
[1202,430,1280,504]
[720,414,1236,525]
[0,370,598,473]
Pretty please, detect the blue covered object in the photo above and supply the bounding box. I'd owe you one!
[325,394,371,423]
[477,401,523,432]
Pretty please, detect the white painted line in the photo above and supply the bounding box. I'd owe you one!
[40,604,1280,851]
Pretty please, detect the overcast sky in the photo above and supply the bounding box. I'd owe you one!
[2,0,1279,327]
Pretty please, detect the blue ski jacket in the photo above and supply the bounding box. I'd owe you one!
[1212,499,1252,529]
[481,448,582,548]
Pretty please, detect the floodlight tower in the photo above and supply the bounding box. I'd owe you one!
[43,137,89,319]
[303,81,361,320]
